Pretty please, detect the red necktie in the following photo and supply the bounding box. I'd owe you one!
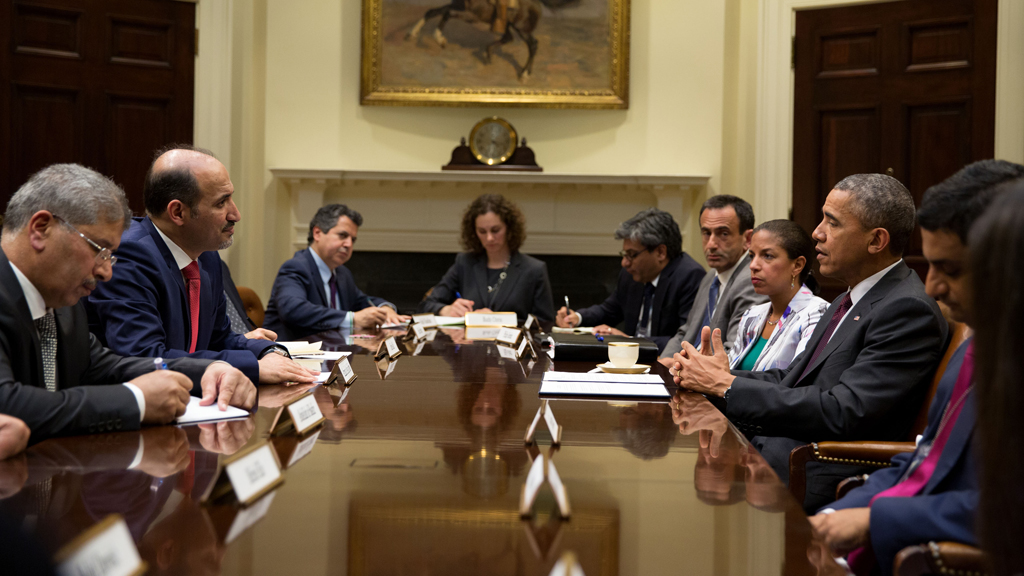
[847,343,975,575]
[798,292,852,381]
[183,261,201,353]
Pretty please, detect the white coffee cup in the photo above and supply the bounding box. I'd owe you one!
[607,341,640,368]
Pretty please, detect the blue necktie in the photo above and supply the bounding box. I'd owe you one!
[693,276,721,345]
[638,283,656,337]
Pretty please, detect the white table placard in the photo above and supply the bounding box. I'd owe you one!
[542,402,562,445]
[524,314,538,331]
[385,336,401,358]
[285,393,325,435]
[465,311,518,327]
[517,337,532,359]
[223,443,284,505]
[519,454,547,516]
[411,323,427,339]
[337,357,357,385]
[411,314,438,328]
[497,345,519,360]
[539,381,670,399]
[546,459,572,517]
[56,515,144,576]
[225,491,277,544]
[496,326,523,346]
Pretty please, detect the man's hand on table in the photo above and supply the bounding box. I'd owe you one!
[244,328,278,341]
[258,382,319,408]
[382,306,410,326]
[0,414,29,460]
[353,306,389,330]
[808,507,872,556]
[131,370,192,424]
[555,306,578,328]
[201,362,257,410]
[440,298,475,317]
[671,327,735,397]
[593,324,627,337]
[259,352,319,385]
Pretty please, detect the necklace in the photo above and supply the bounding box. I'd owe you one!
[486,260,511,306]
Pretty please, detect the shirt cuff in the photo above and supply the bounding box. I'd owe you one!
[123,382,146,423]
[343,311,354,331]
[573,312,583,327]
[127,433,145,470]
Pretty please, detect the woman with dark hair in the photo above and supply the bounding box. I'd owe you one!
[970,183,1024,576]
[727,219,829,371]
[418,193,555,322]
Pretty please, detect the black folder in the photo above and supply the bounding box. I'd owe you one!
[549,333,659,364]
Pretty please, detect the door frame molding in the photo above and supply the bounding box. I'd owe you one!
[754,0,1024,222]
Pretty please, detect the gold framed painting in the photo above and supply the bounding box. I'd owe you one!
[360,0,630,109]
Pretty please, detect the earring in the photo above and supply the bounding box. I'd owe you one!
[791,275,796,289]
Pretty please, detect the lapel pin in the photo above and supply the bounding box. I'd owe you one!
[853,316,860,321]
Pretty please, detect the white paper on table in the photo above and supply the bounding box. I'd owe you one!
[539,381,670,398]
[293,351,350,361]
[314,371,332,383]
[551,326,594,334]
[543,371,663,384]
[380,322,409,329]
[277,341,322,355]
[434,315,466,326]
[175,397,250,424]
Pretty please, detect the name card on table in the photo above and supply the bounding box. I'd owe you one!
[269,391,325,436]
[376,356,399,379]
[524,400,562,445]
[497,345,520,360]
[326,356,358,386]
[465,326,503,340]
[375,336,402,360]
[410,323,427,340]
[465,311,518,327]
[56,514,145,576]
[518,454,572,519]
[517,336,535,359]
[411,314,438,328]
[524,313,539,332]
[496,326,524,347]
[203,441,284,506]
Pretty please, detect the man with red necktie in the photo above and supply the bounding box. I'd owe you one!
[809,160,1024,576]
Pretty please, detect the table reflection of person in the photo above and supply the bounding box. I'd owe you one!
[196,418,255,455]
[314,384,356,444]
[613,403,676,460]
[139,495,224,576]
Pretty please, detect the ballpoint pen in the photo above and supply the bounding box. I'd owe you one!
[153,357,167,370]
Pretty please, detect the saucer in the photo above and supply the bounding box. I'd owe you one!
[597,362,650,374]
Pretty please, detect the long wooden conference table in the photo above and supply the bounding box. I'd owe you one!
[1,327,842,576]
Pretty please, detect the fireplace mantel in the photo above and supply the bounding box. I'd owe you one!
[271,169,710,256]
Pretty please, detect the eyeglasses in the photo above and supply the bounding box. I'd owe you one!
[618,247,652,262]
[52,215,118,266]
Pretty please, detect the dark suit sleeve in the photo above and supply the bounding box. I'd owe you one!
[726,296,945,440]
[418,260,462,315]
[869,490,978,565]
[88,245,263,383]
[268,259,348,333]
[827,451,915,510]
[576,270,628,327]
[530,261,555,322]
[81,332,212,396]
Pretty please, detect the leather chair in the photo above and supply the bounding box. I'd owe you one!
[893,542,989,576]
[235,286,265,328]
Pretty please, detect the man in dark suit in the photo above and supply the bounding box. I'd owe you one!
[659,195,767,360]
[0,164,255,442]
[670,174,948,511]
[808,160,1024,576]
[263,204,407,341]
[87,146,315,385]
[555,208,706,352]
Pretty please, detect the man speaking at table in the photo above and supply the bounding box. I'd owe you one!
[87,145,315,386]
[263,204,407,340]
[0,164,255,442]
[669,174,947,510]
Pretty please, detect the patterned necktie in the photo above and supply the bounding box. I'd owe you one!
[847,344,975,575]
[797,292,852,381]
[34,310,57,392]
[182,262,201,353]
[692,276,721,345]
[637,283,656,338]
[329,274,340,310]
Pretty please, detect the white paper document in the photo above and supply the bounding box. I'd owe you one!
[539,381,670,398]
[278,341,322,355]
[380,321,410,329]
[293,351,350,361]
[434,315,466,326]
[176,397,250,424]
[543,371,663,384]
[314,371,332,383]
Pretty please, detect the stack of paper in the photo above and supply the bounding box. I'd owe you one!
[277,341,322,355]
[176,397,250,424]
[540,371,669,398]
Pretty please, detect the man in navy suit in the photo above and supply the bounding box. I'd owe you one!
[87,146,316,385]
[808,160,1024,576]
[263,204,408,341]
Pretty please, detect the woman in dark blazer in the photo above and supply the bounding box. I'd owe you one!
[418,194,555,322]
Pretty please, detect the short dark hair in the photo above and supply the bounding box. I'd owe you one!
[700,195,755,233]
[614,208,682,260]
[751,219,819,294]
[307,204,363,245]
[918,160,1024,243]
[833,173,916,256]
[460,194,526,254]
[142,144,218,217]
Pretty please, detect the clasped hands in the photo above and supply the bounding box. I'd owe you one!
[660,326,735,398]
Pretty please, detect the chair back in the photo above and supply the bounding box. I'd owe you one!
[236,286,265,328]
[908,320,969,437]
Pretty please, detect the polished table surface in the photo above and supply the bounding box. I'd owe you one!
[1,328,842,576]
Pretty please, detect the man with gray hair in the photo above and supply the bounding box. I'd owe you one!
[0,164,255,443]
[263,203,407,340]
[669,174,948,512]
[556,208,705,352]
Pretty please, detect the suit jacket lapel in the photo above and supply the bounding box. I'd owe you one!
[300,250,330,307]
[0,255,45,387]
[925,392,975,494]
[490,253,523,312]
[142,217,188,305]
[472,254,488,305]
[711,254,750,325]
[650,257,680,331]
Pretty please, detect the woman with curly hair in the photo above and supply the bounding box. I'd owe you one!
[418,194,554,322]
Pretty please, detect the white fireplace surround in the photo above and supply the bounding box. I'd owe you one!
[271,169,710,257]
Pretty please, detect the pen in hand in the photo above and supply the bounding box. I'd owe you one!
[153,357,167,370]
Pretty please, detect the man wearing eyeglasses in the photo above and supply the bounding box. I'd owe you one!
[658,195,766,363]
[86,145,316,386]
[0,164,256,443]
[555,208,706,352]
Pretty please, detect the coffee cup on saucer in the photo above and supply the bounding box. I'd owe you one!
[607,341,639,368]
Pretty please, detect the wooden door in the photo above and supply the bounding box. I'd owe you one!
[792,0,997,299]
[0,0,195,215]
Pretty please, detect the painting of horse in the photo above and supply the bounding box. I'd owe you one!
[360,0,631,109]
